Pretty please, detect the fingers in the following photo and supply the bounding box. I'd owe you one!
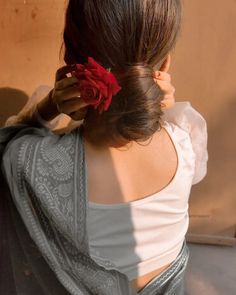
[153,71,175,94]
[55,76,78,90]
[153,71,171,82]
[160,95,175,109]
[55,64,77,82]
[155,79,175,94]
[58,97,89,115]
[152,70,175,110]
[69,107,88,121]
[52,65,89,120]
[55,85,82,104]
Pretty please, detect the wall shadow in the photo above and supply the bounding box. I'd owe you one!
[0,87,29,127]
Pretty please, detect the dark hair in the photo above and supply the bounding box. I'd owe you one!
[60,0,182,147]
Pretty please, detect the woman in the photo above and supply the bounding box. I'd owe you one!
[0,0,208,294]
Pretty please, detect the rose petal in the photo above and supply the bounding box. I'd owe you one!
[75,57,122,113]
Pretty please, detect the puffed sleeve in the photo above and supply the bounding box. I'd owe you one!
[162,101,208,185]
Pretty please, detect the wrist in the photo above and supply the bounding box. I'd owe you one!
[36,89,60,121]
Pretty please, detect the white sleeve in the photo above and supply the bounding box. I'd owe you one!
[162,101,208,185]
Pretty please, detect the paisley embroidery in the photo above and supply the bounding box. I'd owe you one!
[16,128,124,294]
[39,136,74,182]
[58,183,73,198]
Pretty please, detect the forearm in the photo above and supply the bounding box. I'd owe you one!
[4,90,60,127]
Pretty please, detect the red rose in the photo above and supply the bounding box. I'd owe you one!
[74,57,122,114]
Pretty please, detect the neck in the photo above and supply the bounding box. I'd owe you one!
[80,124,158,151]
[81,124,130,149]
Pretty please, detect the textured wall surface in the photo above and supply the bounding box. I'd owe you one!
[171,0,236,240]
[0,0,235,240]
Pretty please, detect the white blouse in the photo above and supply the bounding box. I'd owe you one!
[11,85,208,281]
[87,104,208,280]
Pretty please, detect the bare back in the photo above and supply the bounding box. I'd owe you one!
[83,126,178,292]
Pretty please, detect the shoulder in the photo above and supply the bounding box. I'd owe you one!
[1,124,82,185]
[162,101,208,147]
[162,102,208,185]
[162,101,207,133]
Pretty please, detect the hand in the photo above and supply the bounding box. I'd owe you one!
[50,64,89,121]
[153,71,175,109]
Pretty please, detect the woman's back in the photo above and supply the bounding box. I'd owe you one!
[85,126,178,205]
[27,84,207,293]
[84,125,178,292]
[83,110,203,293]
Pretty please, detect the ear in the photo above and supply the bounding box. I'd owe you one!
[159,54,171,72]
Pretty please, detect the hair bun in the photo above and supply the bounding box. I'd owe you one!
[106,63,163,142]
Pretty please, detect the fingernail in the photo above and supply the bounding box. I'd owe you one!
[154,71,161,78]
[160,102,166,109]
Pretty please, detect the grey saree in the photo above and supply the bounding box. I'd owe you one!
[0,123,189,295]
[0,123,135,294]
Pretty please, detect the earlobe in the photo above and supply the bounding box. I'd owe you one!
[159,54,171,72]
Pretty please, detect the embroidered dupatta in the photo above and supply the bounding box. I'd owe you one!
[0,124,135,295]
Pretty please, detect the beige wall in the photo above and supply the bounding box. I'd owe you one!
[0,1,235,243]
[171,0,236,242]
